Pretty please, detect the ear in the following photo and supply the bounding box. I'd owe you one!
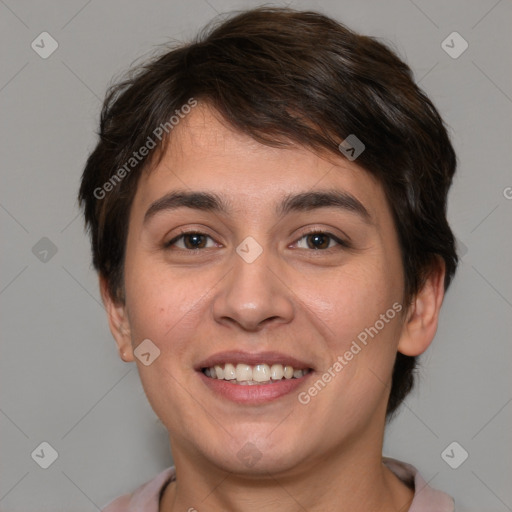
[99,275,134,362]
[397,257,446,357]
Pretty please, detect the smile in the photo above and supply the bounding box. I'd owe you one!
[202,363,312,385]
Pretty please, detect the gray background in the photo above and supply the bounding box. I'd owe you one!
[1,0,511,510]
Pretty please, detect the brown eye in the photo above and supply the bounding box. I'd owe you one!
[295,231,348,250]
[306,233,330,249]
[165,232,214,250]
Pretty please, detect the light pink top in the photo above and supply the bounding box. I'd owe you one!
[102,457,454,511]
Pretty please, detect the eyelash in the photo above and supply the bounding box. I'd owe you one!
[163,228,351,252]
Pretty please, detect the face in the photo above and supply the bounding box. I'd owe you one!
[110,103,411,475]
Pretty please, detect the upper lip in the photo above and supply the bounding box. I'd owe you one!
[196,351,313,371]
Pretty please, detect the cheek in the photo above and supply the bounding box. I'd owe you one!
[300,259,402,350]
[123,261,202,424]
[124,251,202,341]
[296,264,403,427]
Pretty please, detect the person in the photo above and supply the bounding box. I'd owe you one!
[78,7,458,511]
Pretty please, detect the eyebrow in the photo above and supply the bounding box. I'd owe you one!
[143,189,372,225]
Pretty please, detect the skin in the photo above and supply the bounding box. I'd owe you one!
[101,103,446,512]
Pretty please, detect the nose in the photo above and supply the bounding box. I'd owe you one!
[212,242,294,332]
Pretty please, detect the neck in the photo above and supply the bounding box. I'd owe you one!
[160,430,413,512]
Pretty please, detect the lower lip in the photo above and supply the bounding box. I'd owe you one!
[198,371,312,404]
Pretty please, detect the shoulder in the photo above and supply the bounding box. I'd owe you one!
[383,457,455,512]
[101,467,176,512]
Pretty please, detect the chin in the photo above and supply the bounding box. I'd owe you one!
[198,431,311,477]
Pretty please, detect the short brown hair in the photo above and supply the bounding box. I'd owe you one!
[78,7,458,418]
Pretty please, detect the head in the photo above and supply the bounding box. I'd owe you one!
[79,7,457,473]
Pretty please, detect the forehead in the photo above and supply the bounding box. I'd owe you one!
[133,103,388,222]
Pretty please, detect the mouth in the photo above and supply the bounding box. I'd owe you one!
[201,363,312,385]
[196,352,314,403]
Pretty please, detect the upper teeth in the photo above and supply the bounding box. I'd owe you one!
[203,363,309,383]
